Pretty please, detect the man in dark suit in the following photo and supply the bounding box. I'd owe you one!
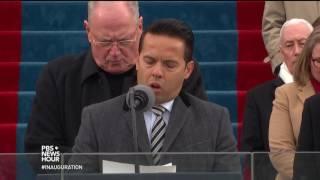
[24,1,206,163]
[70,18,239,173]
[293,94,320,180]
[240,19,313,180]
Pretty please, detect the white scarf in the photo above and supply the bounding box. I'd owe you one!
[279,63,294,84]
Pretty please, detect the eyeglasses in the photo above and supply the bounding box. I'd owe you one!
[90,29,138,49]
[312,57,320,68]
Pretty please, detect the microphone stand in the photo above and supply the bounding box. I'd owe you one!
[128,87,139,174]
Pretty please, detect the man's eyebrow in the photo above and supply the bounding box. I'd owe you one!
[143,55,155,60]
[163,59,178,63]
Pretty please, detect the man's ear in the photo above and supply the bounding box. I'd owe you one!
[84,20,91,44]
[84,20,90,33]
[184,60,194,80]
[137,16,144,43]
[138,16,143,32]
[136,57,140,71]
[279,46,284,59]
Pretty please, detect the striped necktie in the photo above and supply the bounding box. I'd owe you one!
[151,105,166,165]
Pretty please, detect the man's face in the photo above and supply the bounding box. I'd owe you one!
[85,2,143,74]
[137,33,194,105]
[280,23,312,74]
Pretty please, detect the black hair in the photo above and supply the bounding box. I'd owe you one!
[139,18,194,62]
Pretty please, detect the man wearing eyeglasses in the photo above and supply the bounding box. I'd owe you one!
[24,1,207,172]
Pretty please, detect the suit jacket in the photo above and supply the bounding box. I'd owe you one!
[293,94,320,180]
[269,81,315,180]
[70,92,240,173]
[241,77,283,180]
[262,1,320,71]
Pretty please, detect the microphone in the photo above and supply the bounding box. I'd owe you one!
[126,84,155,112]
[126,85,155,173]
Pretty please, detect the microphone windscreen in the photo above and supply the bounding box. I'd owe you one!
[126,85,155,112]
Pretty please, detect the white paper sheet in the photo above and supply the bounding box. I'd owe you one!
[102,160,176,174]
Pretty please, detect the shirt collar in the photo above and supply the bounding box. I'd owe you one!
[80,50,102,84]
[80,49,137,85]
[279,63,294,84]
[158,99,174,113]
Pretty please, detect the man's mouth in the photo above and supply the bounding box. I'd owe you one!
[150,82,161,91]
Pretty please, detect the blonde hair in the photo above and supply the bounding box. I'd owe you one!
[294,27,320,86]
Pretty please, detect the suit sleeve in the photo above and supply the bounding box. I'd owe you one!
[262,1,285,70]
[182,61,208,101]
[24,63,72,152]
[24,64,71,172]
[69,106,99,172]
[269,86,295,179]
[241,90,264,151]
[213,107,240,172]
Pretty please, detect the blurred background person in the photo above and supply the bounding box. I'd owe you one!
[241,18,313,180]
[269,27,320,180]
[262,1,320,74]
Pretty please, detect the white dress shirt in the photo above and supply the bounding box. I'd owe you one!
[279,63,293,84]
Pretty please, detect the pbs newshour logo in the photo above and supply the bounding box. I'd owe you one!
[41,145,60,162]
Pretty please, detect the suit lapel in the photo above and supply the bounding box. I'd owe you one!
[162,96,189,152]
[122,109,153,164]
[136,112,152,153]
[273,77,284,88]
[272,78,284,99]
[297,81,315,103]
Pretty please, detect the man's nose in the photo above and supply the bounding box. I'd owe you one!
[151,63,164,79]
[109,42,121,56]
[293,43,302,56]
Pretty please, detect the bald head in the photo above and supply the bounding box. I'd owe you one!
[280,18,313,44]
[88,1,139,24]
[84,1,143,74]
[279,19,313,74]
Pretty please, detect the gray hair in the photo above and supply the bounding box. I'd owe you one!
[87,1,139,22]
[280,18,313,44]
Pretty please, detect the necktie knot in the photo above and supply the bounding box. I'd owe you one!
[152,105,166,117]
